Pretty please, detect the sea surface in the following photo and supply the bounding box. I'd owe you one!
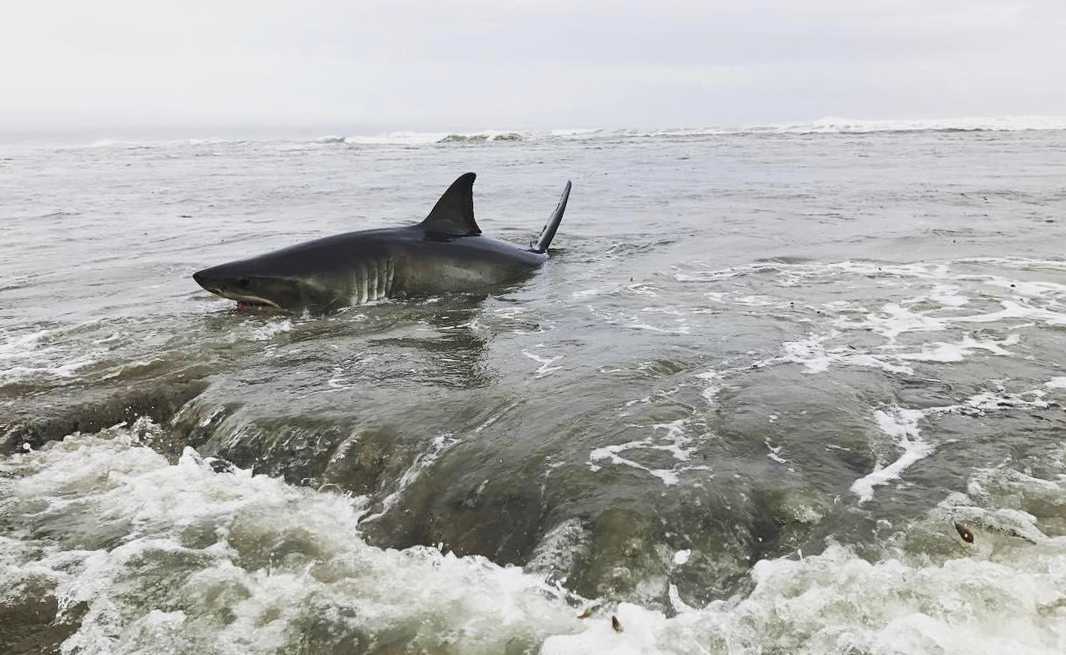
[2,123,1066,654]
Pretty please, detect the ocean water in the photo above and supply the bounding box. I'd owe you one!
[2,124,1066,654]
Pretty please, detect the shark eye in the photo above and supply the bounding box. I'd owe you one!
[238,278,251,289]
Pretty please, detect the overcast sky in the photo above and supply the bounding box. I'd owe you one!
[3,1,1064,134]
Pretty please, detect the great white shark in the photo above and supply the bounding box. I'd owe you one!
[193,172,571,312]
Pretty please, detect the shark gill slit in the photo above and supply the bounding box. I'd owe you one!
[353,263,365,304]
[368,260,379,301]
[360,264,369,304]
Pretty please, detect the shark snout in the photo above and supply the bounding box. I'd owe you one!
[193,267,237,295]
[192,269,219,293]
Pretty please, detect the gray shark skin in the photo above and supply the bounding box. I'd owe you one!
[192,172,571,313]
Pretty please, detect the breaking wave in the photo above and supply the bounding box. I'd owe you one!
[330,117,1066,146]
[2,419,1065,654]
[42,115,1066,151]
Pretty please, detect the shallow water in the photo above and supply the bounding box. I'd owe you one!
[2,127,1066,653]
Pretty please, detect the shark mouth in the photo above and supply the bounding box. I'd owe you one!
[236,300,274,312]
[224,294,282,312]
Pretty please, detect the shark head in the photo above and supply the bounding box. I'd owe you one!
[192,256,333,312]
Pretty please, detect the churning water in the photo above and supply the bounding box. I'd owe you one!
[2,125,1066,653]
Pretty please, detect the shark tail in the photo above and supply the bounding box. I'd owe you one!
[532,180,571,254]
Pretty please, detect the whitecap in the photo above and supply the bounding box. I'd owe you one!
[851,408,935,503]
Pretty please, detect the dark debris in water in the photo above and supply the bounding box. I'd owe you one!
[954,521,975,544]
[204,457,237,474]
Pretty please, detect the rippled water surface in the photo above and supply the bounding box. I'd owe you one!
[2,129,1066,654]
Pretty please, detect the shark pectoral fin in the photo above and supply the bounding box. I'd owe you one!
[419,172,482,236]
[533,180,571,253]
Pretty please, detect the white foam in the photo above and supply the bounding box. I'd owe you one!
[783,115,1066,133]
[851,408,935,503]
[342,131,450,145]
[838,302,950,343]
[571,288,602,299]
[695,370,724,405]
[0,428,588,654]
[764,439,789,465]
[588,439,680,486]
[523,350,563,377]
[251,319,292,341]
[721,254,1066,378]
[980,278,1066,298]
[543,539,1066,654]
[759,333,915,376]
[49,119,1066,153]
[586,302,692,336]
[526,519,589,580]
[341,129,528,145]
[587,419,706,486]
[625,283,659,297]
[779,334,834,373]
[668,584,697,614]
[960,388,1050,413]
[928,284,970,307]
[732,294,786,307]
[0,327,102,383]
[5,424,1066,654]
[896,334,1019,363]
[542,603,663,655]
[546,116,1066,142]
[953,299,1066,327]
[851,382,1058,502]
[325,364,351,391]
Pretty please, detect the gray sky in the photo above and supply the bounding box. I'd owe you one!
[3,1,1065,134]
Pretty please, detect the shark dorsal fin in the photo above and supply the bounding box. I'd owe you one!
[419,172,481,236]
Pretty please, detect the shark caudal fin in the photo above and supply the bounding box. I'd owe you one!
[420,172,482,236]
[532,180,571,253]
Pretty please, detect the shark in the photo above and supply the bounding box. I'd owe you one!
[193,172,570,312]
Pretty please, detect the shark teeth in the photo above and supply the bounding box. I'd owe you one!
[230,294,281,309]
